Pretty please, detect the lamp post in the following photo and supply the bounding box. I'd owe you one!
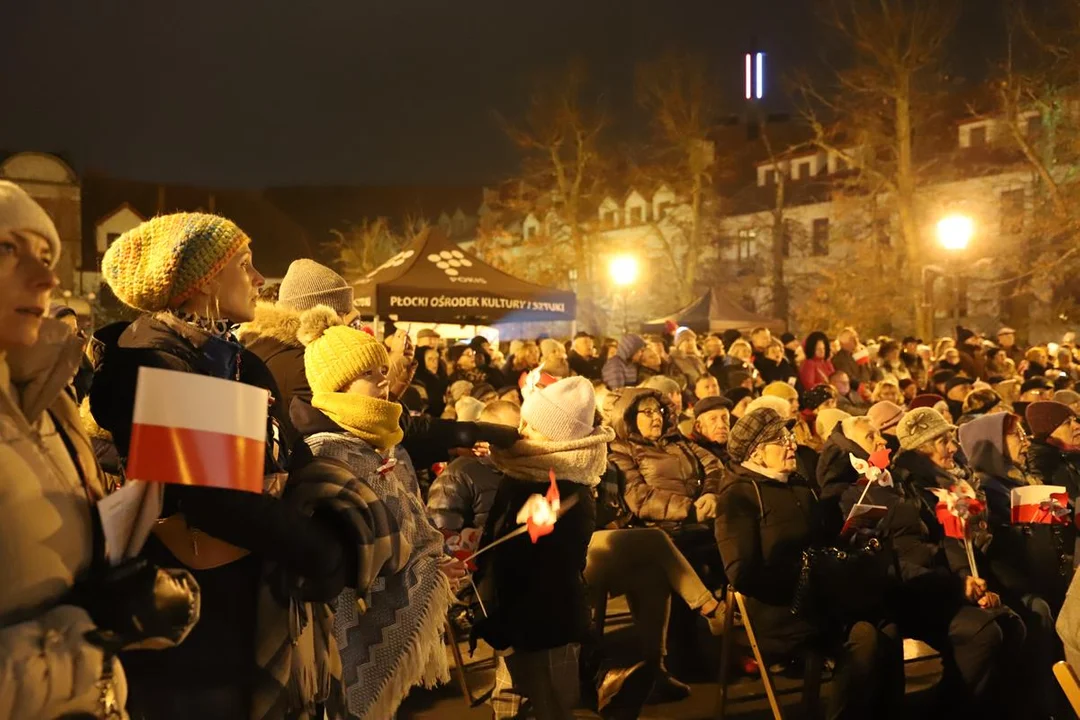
[609,255,639,334]
[923,214,975,338]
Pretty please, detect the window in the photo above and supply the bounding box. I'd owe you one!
[602,210,616,227]
[655,201,670,218]
[738,229,756,261]
[629,206,643,224]
[1027,115,1043,142]
[524,225,536,240]
[874,218,891,247]
[106,232,121,246]
[798,160,812,179]
[1000,189,1025,235]
[968,125,988,147]
[811,218,830,256]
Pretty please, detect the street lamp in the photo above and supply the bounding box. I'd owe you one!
[936,214,974,252]
[609,255,639,333]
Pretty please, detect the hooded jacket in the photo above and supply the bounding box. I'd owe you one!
[413,346,449,418]
[608,388,726,526]
[237,302,308,448]
[601,334,646,390]
[960,414,1073,608]
[0,319,128,718]
[89,313,351,719]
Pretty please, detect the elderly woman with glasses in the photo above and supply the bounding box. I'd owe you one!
[851,407,1027,717]
[715,407,904,720]
[959,412,1071,719]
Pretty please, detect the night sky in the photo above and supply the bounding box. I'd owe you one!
[1,0,1005,188]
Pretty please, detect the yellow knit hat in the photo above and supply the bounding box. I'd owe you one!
[762,381,799,401]
[298,305,389,393]
[102,212,250,312]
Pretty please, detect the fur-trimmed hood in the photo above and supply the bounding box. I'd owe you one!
[236,302,302,349]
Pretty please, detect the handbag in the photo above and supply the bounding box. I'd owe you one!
[790,533,894,624]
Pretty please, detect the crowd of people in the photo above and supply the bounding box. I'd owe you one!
[3,183,1080,720]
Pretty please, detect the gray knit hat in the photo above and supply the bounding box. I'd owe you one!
[728,407,789,464]
[0,181,60,267]
[897,407,955,450]
[278,259,354,314]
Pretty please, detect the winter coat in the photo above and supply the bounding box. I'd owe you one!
[472,427,611,652]
[89,313,350,720]
[689,434,729,467]
[960,414,1074,610]
[602,335,646,390]
[236,302,308,450]
[958,347,987,381]
[798,358,835,392]
[0,319,128,719]
[714,463,823,656]
[670,349,709,389]
[426,455,503,531]
[832,348,874,388]
[607,388,726,527]
[754,355,798,387]
[817,424,873,536]
[716,357,755,392]
[568,349,601,381]
[1027,439,1080,501]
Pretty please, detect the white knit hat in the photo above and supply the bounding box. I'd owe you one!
[278,259,354,314]
[521,376,596,441]
[0,181,60,267]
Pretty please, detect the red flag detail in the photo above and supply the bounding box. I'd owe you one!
[868,448,891,470]
[935,502,967,539]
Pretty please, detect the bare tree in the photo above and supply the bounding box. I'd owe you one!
[634,53,721,305]
[323,216,428,281]
[799,0,961,339]
[498,60,607,325]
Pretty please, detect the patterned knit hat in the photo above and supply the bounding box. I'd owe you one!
[520,376,596,441]
[102,212,250,312]
[0,181,60,267]
[802,384,837,411]
[728,407,789,464]
[897,407,955,450]
[278,259,354,315]
[298,305,388,394]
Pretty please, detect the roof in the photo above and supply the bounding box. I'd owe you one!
[353,226,576,324]
[643,287,784,333]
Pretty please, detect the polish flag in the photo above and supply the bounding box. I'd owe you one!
[1010,485,1070,525]
[127,367,269,493]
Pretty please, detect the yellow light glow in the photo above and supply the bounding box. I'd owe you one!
[936,214,974,251]
[609,255,639,287]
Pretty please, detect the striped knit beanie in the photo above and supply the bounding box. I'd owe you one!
[298,305,388,394]
[102,212,250,312]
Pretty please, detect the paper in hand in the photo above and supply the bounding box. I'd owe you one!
[96,480,164,566]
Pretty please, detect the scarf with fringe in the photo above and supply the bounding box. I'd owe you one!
[490,426,616,487]
[301,431,451,720]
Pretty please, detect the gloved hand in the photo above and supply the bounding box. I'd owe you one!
[78,559,201,652]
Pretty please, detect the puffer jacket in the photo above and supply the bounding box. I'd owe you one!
[608,388,726,526]
[601,334,646,390]
[816,423,874,535]
[0,318,127,719]
[426,456,503,531]
[236,302,308,450]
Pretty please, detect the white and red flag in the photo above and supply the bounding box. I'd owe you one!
[1010,485,1070,525]
[126,367,269,493]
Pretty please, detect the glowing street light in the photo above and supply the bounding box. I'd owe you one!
[936,214,974,252]
[609,254,639,287]
[609,255,639,333]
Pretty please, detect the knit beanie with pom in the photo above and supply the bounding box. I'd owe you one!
[298,305,388,393]
[102,212,250,312]
[520,376,596,441]
[0,181,60,266]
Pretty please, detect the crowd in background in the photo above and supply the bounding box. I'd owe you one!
[3,185,1080,720]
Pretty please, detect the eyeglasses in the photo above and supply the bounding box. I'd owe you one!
[638,407,667,418]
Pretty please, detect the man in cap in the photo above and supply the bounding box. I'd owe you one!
[956,325,988,381]
[416,328,441,348]
[997,327,1024,366]
[688,396,733,464]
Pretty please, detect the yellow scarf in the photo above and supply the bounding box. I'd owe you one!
[312,392,404,451]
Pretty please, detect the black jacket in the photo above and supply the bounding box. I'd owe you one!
[473,475,596,652]
[754,355,798,386]
[1027,439,1080,500]
[89,314,350,719]
[569,349,602,380]
[817,425,872,536]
